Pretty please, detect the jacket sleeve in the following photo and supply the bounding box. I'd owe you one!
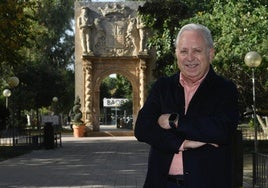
[134,78,185,154]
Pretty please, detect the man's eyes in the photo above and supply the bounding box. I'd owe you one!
[180,49,202,54]
[180,50,187,54]
[195,49,202,53]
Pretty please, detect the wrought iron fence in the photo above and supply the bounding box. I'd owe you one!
[0,128,43,147]
[0,126,61,148]
[253,152,268,188]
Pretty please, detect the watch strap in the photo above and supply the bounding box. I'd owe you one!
[169,122,176,129]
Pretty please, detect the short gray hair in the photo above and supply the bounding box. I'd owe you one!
[175,23,214,49]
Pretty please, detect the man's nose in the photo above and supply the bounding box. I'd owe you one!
[186,52,195,61]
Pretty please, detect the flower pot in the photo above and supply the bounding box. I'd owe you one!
[73,124,86,137]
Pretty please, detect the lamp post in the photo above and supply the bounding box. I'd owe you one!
[244,51,262,153]
[3,89,11,109]
[3,89,11,131]
[7,76,20,146]
[244,51,262,187]
[52,97,58,115]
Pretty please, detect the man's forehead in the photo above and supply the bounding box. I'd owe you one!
[178,31,206,45]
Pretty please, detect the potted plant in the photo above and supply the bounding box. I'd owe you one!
[71,96,86,137]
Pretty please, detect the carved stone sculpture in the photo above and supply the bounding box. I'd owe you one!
[136,15,148,54]
[126,17,140,55]
[78,7,94,55]
[77,3,149,57]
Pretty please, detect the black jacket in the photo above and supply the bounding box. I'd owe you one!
[135,67,239,188]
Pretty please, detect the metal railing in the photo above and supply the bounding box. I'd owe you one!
[253,152,268,188]
[0,126,62,148]
[0,128,43,147]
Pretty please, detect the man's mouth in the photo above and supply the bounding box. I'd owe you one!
[185,63,198,68]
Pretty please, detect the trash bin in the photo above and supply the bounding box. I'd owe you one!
[44,122,54,149]
[32,135,39,147]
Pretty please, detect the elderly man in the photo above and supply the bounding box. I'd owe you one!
[135,23,239,188]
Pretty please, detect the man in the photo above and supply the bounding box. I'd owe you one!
[134,23,239,188]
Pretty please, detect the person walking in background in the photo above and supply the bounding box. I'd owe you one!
[135,23,239,188]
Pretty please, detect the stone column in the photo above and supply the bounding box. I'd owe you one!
[139,60,146,108]
[83,61,93,128]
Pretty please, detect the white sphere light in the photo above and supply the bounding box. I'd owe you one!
[244,51,262,68]
[52,97,58,102]
[3,89,11,97]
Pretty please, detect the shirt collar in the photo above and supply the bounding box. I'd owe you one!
[179,71,208,88]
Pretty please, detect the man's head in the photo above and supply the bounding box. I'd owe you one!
[175,23,215,83]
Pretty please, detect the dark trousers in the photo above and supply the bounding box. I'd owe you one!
[167,175,184,188]
[167,181,185,188]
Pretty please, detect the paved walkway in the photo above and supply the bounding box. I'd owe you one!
[0,135,148,188]
[0,126,253,188]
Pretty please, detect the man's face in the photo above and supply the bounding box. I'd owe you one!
[175,30,214,83]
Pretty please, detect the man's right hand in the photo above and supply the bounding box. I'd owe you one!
[183,140,219,150]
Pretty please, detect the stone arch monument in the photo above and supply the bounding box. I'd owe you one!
[75,1,154,131]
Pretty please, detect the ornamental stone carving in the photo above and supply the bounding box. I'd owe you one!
[77,3,148,57]
[78,7,94,55]
[75,1,153,131]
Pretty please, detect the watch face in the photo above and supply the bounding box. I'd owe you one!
[169,113,178,122]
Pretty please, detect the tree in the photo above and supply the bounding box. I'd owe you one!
[16,0,75,114]
[0,0,35,82]
[181,0,268,112]
[100,75,132,100]
[0,0,75,126]
[138,0,267,113]
[31,0,74,69]
[138,0,191,77]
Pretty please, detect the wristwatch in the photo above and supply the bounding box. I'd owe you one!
[168,113,179,129]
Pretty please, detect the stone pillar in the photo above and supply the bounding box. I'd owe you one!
[83,61,93,129]
[139,60,146,108]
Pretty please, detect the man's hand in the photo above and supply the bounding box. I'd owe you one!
[183,140,219,150]
[158,114,178,129]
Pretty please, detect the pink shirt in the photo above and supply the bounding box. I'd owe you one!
[169,72,207,175]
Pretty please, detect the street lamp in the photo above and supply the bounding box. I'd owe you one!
[3,89,11,108]
[2,76,19,109]
[6,76,20,146]
[244,51,262,153]
[244,51,262,188]
[52,97,58,115]
[7,76,20,88]
[52,97,58,103]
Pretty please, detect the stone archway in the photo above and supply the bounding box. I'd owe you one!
[74,1,153,131]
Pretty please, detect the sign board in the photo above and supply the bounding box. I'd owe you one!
[103,98,129,107]
[41,115,60,125]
